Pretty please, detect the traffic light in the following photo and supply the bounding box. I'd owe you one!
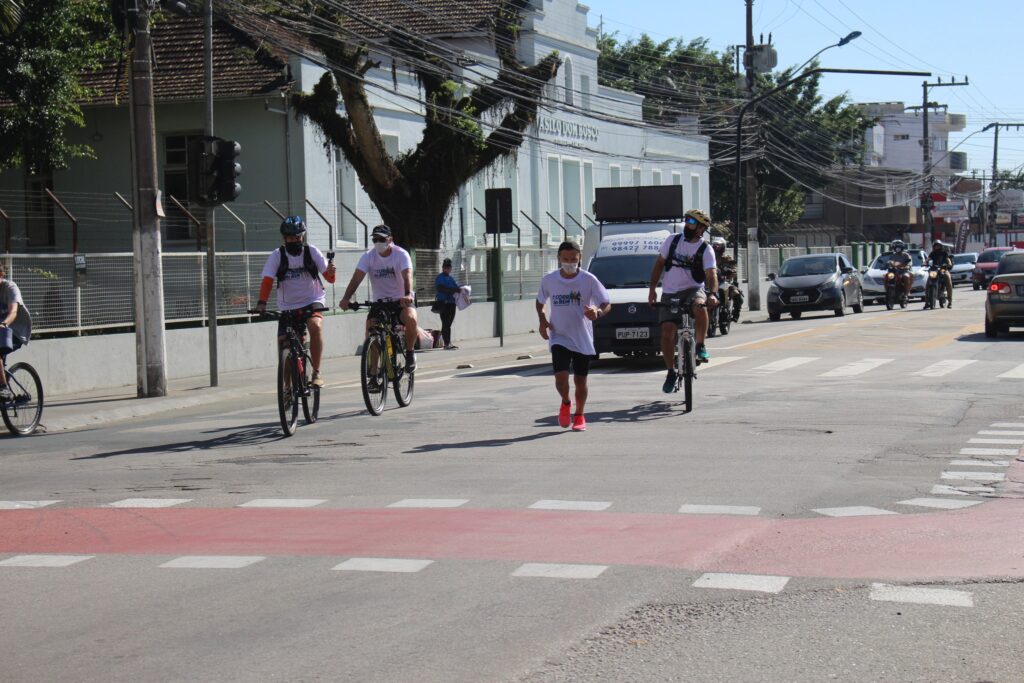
[186,136,241,207]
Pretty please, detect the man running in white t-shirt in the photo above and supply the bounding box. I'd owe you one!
[536,240,611,432]
[339,224,420,371]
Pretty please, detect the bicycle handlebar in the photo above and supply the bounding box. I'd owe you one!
[650,301,708,309]
[247,306,329,319]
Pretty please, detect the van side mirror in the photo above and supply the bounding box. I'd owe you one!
[767,272,776,281]
[841,266,854,274]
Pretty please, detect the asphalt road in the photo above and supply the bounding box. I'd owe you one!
[1,287,1023,682]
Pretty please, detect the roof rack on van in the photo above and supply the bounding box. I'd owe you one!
[594,185,685,224]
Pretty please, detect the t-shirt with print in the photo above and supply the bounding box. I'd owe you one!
[0,279,30,342]
[536,269,610,357]
[659,235,717,294]
[356,245,413,301]
[260,245,329,310]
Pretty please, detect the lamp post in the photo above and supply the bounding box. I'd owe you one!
[733,67,930,311]
[793,31,862,76]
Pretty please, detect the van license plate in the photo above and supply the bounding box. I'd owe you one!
[616,327,649,340]
[790,295,809,303]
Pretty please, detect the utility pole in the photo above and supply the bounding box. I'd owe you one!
[920,76,968,249]
[204,0,218,387]
[129,0,167,397]
[743,0,762,311]
[983,122,1024,247]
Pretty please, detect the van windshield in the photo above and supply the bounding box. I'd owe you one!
[588,255,659,288]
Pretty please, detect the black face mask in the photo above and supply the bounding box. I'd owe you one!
[285,242,304,256]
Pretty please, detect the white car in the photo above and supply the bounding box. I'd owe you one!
[861,249,928,304]
[951,252,978,286]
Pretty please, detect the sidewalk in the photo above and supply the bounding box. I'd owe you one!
[37,332,549,433]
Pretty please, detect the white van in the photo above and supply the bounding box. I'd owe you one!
[584,222,682,357]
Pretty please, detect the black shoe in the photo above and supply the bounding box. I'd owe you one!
[405,351,417,373]
[662,369,677,394]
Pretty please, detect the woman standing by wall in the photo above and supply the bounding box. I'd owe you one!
[434,258,461,350]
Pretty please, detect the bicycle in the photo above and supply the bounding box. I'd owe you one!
[349,301,414,416]
[1,356,43,436]
[249,307,325,436]
[652,299,707,413]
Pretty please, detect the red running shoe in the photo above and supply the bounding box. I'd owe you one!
[571,414,587,431]
[558,401,571,428]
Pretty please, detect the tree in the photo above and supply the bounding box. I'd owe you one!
[598,34,871,227]
[0,0,117,175]
[284,0,560,248]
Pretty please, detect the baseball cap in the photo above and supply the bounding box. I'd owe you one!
[442,258,452,267]
[371,224,391,239]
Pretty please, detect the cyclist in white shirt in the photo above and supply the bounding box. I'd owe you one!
[339,224,421,372]
[256,216,336,387]
[536,240,611,431]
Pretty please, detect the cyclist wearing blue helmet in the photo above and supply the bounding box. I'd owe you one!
[257,216,336,387]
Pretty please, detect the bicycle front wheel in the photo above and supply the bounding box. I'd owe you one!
[277,348,299,436]
[300,349,319,424]
[1,362,44,436]
[681,338,694,413]
[392,337,414,408]
[360,334,387,416]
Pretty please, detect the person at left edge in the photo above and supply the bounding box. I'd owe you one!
[536,240,612,432]
[256,216,336,387]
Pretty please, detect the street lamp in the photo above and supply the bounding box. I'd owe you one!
[733,67,931,310]
[793,31,862,75]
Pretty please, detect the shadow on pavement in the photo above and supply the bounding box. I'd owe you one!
[958,331,1024,343]
[71,422,297,459]
[405,431,563,453]
[534,400,687,426]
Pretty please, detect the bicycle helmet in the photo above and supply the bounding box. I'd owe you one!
[710,236,727,251]
[684,208,711,228]
[890,239,906,252]
[280,216,307,236]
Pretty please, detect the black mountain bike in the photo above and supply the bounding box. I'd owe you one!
[350,301,413,416]
[250,307,324,436]
[1,357,43,436]
[653,299,706,413]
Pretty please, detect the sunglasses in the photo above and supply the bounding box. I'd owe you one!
[371,237,388,243]
[684,217,700,225]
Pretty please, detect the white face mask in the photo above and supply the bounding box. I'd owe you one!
[374,241,389,255]
[560,262,579,274]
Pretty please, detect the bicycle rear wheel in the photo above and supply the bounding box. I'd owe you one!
[360,334,387,416]
[1,362,44,436]
[300,348,319,424]
[392,336,414,408]
[277,348,299,436]
[681,338,694,413]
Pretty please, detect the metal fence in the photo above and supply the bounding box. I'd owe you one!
[414,247,560,303]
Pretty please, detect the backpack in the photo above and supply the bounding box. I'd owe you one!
[275,245,322,287]
[663,234,709,284]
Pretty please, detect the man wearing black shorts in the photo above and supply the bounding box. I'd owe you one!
[536,241,611,431]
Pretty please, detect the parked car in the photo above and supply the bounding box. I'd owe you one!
[861,249,927,304]
[972,247,1016,290]
[985,252,1024,337]
[951,252,978,286]
[767,253,863,321]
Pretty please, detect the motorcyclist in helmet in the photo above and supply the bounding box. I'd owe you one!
[924,240,954,309]
[710,236,743,322]
[888,239,913,301]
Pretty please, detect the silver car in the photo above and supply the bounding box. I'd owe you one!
[861,249,928,304]
[951,252,978,286]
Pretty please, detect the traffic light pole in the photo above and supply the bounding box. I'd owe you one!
[130,0,167,397]
[920,77,968,249]
[204,0,218,387]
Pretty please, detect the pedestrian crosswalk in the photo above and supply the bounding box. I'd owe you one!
[698,355,1024,381]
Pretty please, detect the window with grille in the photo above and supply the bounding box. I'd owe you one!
[163,133,203,242]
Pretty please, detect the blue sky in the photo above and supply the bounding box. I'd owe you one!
[578,0,1024,175]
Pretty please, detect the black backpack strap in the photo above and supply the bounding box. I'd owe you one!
[275,245,288,283]
[690,242,708,283]
[664,233,683,271]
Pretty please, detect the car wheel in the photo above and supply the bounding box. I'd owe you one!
[985,318,998,338]
[769,311,781,322]
[790,311,802,320]
[973,283,980,291]
[834,292,846,317]
[851,289,864,314]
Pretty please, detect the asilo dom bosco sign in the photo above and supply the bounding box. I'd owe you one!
[537,116,599,142]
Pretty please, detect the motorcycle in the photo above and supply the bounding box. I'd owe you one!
[924,265,949,309]
[884,264,908,310]
[722,266,743,324]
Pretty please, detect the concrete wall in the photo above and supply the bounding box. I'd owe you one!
[15,299,538,396]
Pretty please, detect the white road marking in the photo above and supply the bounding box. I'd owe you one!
[997,363,1024,379]
[990,423,1024,428]
[715,328,813,350]
[870,583,973,607]
[896,498,983,510]
[512,563,608,579]
[978,430,1024,436]
[703,356,746,369]
[107,498,192,508]
[949,459,1010,467]
[941,471,1006,482]
[529,500,612,511]
[819,358,894,378]
[812,506,898,517]
[0,554,93,568]
[0,500,60,509]
[960,447,1019,456]
[387,499,469,508]
[160,556,265,569]
[678,504,761,516]
[238,499,327,508]
[693,572,790,593]
[929,485,970,496]
[912,359,977,377]
[333,558,434,573]
[968,437,1024,444]
[749,357,819,374]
